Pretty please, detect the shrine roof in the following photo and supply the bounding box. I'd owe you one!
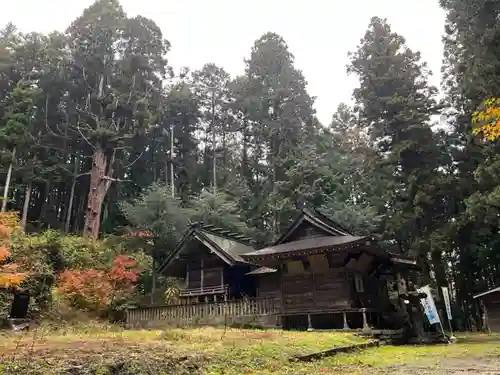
[273,209,352,245]
[242,235,370,260]
[156,223,255,273]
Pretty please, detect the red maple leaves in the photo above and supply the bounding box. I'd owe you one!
[57,255,141,312]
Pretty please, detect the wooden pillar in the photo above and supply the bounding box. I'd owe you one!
[483,303,491,334]
[307,314,313,331]
[200,260,204,292]
[361,308,369,332]
[220,267,224,287]
[343,312,350,330]
[279,262,285,315]
[311,269,317,308]
[186,264,190,288]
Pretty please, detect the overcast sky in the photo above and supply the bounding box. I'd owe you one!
[1,0,446,125]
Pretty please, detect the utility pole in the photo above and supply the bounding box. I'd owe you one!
[170,124,175,198]
[211,88,216,195]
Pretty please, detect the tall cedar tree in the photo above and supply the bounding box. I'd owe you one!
[65,0,169,240]
[348,17,452,285]
[441,0,500,324]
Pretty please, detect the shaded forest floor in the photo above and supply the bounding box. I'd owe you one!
[0,325,499,374]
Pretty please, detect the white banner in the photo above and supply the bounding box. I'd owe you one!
[441,286,453,321]
[417,285,441,325]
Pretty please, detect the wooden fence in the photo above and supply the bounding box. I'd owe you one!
[126,298,278,327]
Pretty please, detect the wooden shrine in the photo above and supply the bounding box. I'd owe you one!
[126,209,424,331]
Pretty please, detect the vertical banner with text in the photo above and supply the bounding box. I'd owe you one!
[441,286,453,321]
[417,285,441,325]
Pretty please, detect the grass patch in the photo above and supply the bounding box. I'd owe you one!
[0,327,499,374]
[318,333,500,374]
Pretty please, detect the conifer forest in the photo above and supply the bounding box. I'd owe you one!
[1,0,500,329]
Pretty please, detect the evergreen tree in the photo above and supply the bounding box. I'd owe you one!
[348,17,453,286]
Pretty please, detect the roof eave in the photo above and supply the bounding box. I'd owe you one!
[473,287,500,300]
[242,238,370,261]
[194,231,237,266]
[156,228,239,274]
[156,228,194,274]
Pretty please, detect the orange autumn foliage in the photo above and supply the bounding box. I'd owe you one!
[107,255,141,293]
[472,97,500,141]
[0,211,21,232]
[57,269,112,311]
[0,212,26,289]
[57,255,141,312]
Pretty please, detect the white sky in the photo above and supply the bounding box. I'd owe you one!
[1,0,446,126]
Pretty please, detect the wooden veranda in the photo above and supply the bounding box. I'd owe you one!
[125,298,375,331]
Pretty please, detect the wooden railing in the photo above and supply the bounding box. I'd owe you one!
[126,297,278,327]
[179,284,228,297]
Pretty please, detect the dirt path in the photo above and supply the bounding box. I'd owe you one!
[387,357,500,374]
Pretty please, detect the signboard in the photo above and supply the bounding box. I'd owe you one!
[441,286,453,321]
[417,285,441,325]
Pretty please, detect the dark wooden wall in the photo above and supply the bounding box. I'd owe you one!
[482,294,500,332]
[185,251,226,289]
[256,273,281,305]
[256,253,357,313]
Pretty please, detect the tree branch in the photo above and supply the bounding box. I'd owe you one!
[75,118,95,149]
[101,176,131,183]
[123,151,144,168]
[112,134,135,142]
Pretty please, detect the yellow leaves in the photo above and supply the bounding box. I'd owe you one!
[0,211,20,230]
[0,268,26,289]
[0,255,27,289]
[472,97,500,141]
[0,256,27,289]
[0,211,27,290]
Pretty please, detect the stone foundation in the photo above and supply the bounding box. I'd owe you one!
[126,314,281,330]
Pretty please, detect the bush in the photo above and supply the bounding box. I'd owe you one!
[3,228,152,323]
[56,255,141,319]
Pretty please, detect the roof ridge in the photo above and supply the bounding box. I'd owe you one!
[304,208,352,234]
[191,222,255,246]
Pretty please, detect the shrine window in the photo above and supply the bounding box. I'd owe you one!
[354,273,364,293]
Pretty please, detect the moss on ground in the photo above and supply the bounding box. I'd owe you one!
[0,326,499,374]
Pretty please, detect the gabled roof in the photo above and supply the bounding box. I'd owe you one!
[274,208,351,245]
[156,223,255,273]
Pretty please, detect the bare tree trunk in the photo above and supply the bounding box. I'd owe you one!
[65,171,78,233]
[102,199,109,224]
[21,181,32,232]
[83,146,114,241]
[151,257,156,305]
[2,147,16,212]
[164,160,168,185]
[75,189,85,233]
